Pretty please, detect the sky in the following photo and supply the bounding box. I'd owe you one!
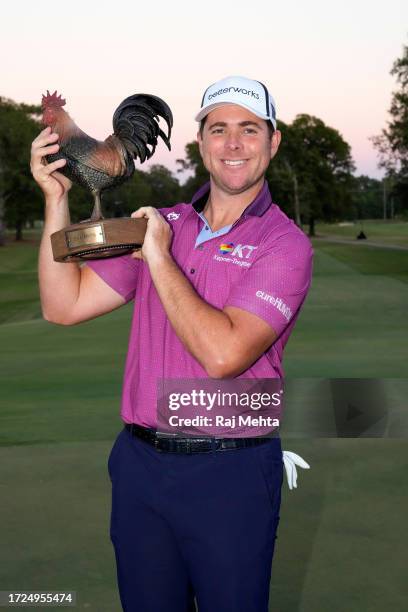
[1,0,407,182]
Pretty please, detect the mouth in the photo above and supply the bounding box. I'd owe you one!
[221,159,248,167]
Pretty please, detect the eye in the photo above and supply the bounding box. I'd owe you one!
[244,127,257,134]
[211,128,224,134]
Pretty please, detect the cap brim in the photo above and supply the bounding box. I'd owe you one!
[195,101,276,130]
[195,101,270,124]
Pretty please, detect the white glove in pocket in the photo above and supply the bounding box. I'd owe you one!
[282,451,310,490]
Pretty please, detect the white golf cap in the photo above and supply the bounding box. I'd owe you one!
[195,75,277,130]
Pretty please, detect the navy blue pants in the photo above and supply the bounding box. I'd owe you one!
[108,428,283,612]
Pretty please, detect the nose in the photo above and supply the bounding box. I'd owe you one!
[224,131,242,151]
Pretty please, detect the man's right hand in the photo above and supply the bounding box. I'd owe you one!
[30,126,72,201]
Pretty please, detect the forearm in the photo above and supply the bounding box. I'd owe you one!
[38,195,81,324]
[148,254,235,377]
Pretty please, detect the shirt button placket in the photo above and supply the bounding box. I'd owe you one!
[190,241,206,274]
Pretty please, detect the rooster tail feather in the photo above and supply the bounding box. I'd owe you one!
[157,127,171,151]
[112,94,173,163]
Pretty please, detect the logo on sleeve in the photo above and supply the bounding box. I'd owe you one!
[256,290,293,322]
[167,212,180,221]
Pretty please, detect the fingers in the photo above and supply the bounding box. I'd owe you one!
[31,128,62,175]
[32,126,59,150]
[42,158,66,174]
[131,207,161,219]
[30,128,71,198]
[32,158,66,184]
[38,143,60,163]
[31,129,59,158]
[131,248,143,259]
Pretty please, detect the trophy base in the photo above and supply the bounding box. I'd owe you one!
[51,217,148,262]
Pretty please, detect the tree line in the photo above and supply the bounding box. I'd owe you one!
[1,43,407,243]
[371,40,408,215]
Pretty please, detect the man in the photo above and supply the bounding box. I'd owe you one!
[31,75,313,612]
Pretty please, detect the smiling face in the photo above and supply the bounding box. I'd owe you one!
[197,104,281,196]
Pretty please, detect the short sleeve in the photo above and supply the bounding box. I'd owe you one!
[224,231,313,336]
[84,254,141,303]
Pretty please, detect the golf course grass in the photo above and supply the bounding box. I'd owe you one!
[315,219,408,247]
[1,225,407,610]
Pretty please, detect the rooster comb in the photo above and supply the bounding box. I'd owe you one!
[41,90,66,109]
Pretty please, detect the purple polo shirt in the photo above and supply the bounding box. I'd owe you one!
[84,181,313,427]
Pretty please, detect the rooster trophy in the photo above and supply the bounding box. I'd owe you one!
[42,91,173,262]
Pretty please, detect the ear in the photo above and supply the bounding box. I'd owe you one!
[197,130,204,157]
[270,130,281,160]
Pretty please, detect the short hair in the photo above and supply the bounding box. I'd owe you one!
[199,115,275,139]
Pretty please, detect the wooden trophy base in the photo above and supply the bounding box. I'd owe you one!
[50,217,148,262]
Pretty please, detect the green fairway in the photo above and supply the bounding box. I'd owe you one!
[0,239,41,324]
[315,219,408,247]
[285,240,408,377]
[0,441,121,612]
[1,228,407,610]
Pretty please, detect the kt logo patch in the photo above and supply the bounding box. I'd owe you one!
[219,243,258,259]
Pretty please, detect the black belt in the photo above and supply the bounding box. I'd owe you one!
[124,423,272,454]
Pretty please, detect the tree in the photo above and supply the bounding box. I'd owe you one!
[0,97,42,243]
[176,141,209,202]
[372,42,408,172]
[101,170,153,218]
[371,42,408,215]
[351,176,384,219]
[101,165,181,216]
[144,164,181,207]
[265,119,303,225]
[267,115,355,235]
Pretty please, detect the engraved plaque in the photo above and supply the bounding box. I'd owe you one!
[66,224,105,248]
[51,218,147,262]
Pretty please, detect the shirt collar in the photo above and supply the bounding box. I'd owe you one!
[190,180,273,218]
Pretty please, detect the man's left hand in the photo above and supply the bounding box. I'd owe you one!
[130,207,172,264]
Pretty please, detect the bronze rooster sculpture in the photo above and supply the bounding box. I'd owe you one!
[42,91,173,221]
